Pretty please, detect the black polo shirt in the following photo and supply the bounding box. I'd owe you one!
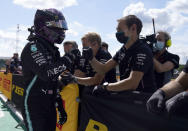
[113,40,157,93]
[155,51,179,89]
[183,60,188,73]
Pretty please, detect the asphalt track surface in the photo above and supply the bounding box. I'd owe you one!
[0,93,24,131]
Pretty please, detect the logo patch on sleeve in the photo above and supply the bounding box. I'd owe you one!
[31,44,37,52]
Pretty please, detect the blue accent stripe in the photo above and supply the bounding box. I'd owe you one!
[24,75,38,131]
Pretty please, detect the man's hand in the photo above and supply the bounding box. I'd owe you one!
[165,91,188,117]
[70,48,81,59]
[82,47,93,61]
[92,84,109,96]
[146,89,166,115]
[64,52,76,63]
[70,49,81,69]
[59,72,77,87]
[60,53,75,71]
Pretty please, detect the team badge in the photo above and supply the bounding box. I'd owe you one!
[31,44,37,52]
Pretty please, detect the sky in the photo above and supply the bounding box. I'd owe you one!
[0,0,188,64]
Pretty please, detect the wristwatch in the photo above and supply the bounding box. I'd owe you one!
[103,82,109,91]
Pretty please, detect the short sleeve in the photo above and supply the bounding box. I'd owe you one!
[112,49,120,63]
[112,46,126,63]
[99,51,111,64]
[131,49,152,73]
[167,54,180,69]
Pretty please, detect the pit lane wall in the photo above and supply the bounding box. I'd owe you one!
[0,72,79,131]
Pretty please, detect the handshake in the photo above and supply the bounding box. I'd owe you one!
[59,71,78,87]
[59,47,110,95]
[59,71,110,96]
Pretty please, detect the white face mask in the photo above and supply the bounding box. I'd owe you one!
[153,41,165,52]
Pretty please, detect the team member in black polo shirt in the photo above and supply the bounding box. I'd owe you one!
[153,31,179,89]
[147,60,188,117]
[82,15,156,93]
[73,32,116,94]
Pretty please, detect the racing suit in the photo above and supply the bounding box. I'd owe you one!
[21,35,71,131]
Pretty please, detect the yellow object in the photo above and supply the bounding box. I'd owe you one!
[85,119,108,131]
[0,73,12,100]
[166,39,172,47]
[0,72,3,93]
[56,83,79,131]
[12,84,24,96]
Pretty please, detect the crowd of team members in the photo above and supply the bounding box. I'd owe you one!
[61,15,188,120]
[19,8,187,131]
[60,16,188,119]
[61,19,180,95]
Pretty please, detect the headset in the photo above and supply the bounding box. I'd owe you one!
[166,39,172,47]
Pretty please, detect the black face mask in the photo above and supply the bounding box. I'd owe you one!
[55,34,65,44]
[115,31,129,44]
[54,29,65,44]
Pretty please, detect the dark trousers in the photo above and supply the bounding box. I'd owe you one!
[22,94,57,131]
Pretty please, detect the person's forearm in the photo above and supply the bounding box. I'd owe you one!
[161,80,185,99]
[107,71,143,92]
[107,79,137,92]
[153,58,174,73]
[74,69,85,77]
[76,77,102,86]
[153,58,162,72]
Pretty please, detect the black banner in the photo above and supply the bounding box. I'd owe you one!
[79,91,188,131]
[12,74,25,111]
[10,75,188,131]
